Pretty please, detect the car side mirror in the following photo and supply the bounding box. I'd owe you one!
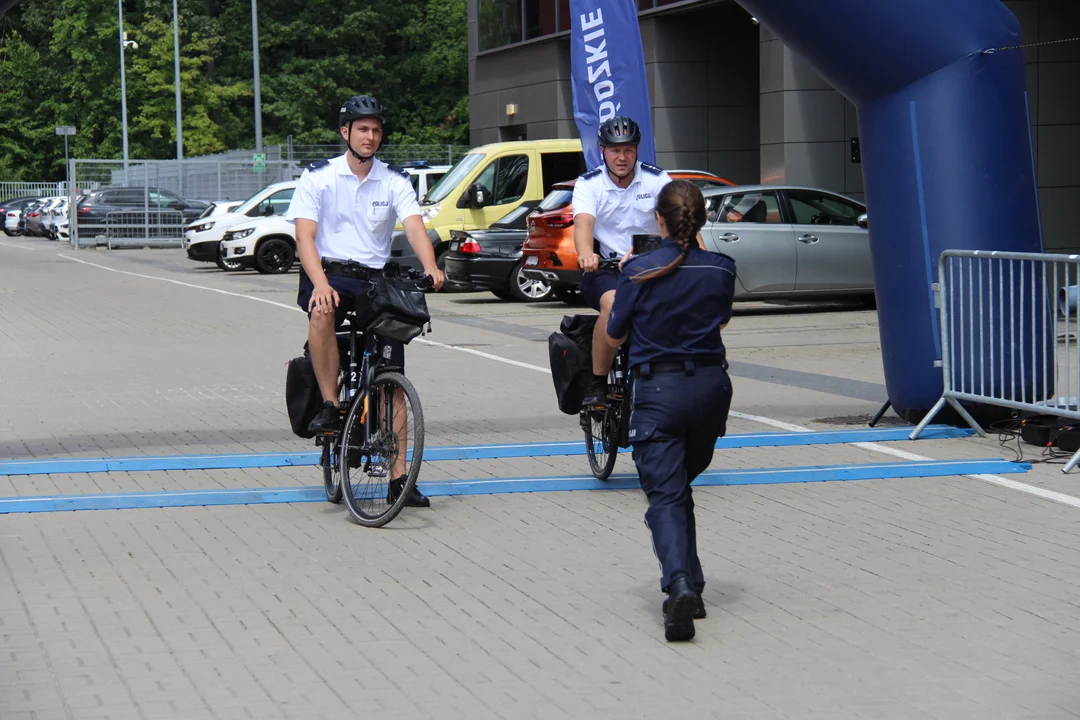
[460,182,487,209]
[856,213,868,229]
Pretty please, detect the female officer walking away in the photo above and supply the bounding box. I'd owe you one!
[604,180,736,642]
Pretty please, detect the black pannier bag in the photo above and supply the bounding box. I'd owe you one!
[354,275,431,344]
[548,314,598,415]
[285,346,323,439]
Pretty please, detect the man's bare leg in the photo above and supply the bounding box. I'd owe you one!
[309,312,340,403]
[584,289,618,407]
[592,289,617,376]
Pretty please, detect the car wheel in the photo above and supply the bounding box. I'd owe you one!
[255,238,294,274]
[216,243,243,271]
[508,262,554,302]
[3,229,15,237]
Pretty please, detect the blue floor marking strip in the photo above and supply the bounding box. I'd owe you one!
[0,458,1028,514]
[0,425,973,476]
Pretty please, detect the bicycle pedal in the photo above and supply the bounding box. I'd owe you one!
[367,463,389,478]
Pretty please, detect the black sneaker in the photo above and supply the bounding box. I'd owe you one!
[582,374,608,408]
[663,594,706,619]
[387,476,430,508]
[308,402,339,434]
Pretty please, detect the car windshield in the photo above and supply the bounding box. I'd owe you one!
[423,153,486,205]
[538,187,573,211]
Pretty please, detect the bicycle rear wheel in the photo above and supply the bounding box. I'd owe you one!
[341,371,425,528]
[321,438,343,503]
[583,407,619,480]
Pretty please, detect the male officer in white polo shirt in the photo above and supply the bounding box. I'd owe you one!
[573,116,673,407]
[286,94,445,508]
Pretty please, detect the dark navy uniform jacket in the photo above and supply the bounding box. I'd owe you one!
[606,238,737,369]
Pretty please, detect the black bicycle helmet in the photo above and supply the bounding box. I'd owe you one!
[338,95,387,128]
[598,116,641,146]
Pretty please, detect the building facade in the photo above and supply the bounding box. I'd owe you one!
[468,0,1079,249]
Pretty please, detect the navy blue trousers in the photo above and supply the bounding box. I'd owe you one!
[629,364,732,593]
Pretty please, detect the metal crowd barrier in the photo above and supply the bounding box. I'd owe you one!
[103,210,186,249]
[910,249,1080,472]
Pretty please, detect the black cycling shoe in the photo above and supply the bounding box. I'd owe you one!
[663,575,698,642]
[387,476,430,508]
[663,594,706,619]
[582,374,608,408]
[308,402,339,434]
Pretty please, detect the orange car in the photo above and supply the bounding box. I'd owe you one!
[520,170,734,300]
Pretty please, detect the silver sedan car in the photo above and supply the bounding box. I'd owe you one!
[700,185,872,301]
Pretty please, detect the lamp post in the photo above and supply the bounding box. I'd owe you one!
[251,0,263,154]
[118,0,130,172]
[172,0,182,161]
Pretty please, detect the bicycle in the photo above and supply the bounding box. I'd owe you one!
[580,257,633,481]
[316,264,433,527]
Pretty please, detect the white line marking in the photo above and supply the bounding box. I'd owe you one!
[735,411,1080,509]
[0,240,36,251]
[58,253,305,313]
[56,252,1080,509]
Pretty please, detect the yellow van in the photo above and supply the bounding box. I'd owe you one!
[392,139,586,264]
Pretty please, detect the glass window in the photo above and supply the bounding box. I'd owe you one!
[710,192,782,224]
[492,203,537,229]
[541,151,586,194]
[112,189,145,205]
[424,153,486,204]
[537,187,574,211]
[409,174,421,196]
[249,188,295,217]
[477,0,522,51]
[787,189,864,226]
[475,155,529,206]
[525,0,556,40]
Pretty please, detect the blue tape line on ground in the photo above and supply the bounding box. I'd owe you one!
[0,458,1027,514]
[0,425,974,476]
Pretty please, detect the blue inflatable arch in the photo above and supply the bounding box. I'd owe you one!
[737,0,1045,420]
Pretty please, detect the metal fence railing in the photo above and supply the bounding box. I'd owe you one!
[910,249,1080,471]
[0,182,99,203]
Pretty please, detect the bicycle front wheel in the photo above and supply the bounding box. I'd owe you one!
[341,371,425,528]
[321,438,343,503]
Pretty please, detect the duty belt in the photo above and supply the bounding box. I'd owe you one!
[635,358,728,377]
[321,258,375,280]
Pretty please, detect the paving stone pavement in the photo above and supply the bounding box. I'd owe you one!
[1,238,1079,719]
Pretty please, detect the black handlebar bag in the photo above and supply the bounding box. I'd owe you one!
[354,275,431,344]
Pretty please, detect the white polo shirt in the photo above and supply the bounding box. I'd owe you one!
[285,154,421,269]
[571,161,674,259]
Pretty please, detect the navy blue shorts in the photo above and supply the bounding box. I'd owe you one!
[580,267,620,311]
[298,274,405,369]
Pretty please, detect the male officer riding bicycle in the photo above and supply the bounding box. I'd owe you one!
[571,116,674,408]
[285,94,446,508]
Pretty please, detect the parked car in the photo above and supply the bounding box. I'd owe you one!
[400,161,451,201]
[3,197,37,236]
[695,184,872,300]
[51,198,71,242]
[443,202,553,301]
[218,215,296,274]
[75,187,211,239]
[40,197,65,239]
[520,170,735,297]
[23,198,55,237]
[183,181,296,270]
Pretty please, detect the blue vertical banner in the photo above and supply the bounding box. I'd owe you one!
[569,0,656,170]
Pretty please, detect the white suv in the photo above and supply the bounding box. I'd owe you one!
[183,181,296,270]
[218,215,296,274]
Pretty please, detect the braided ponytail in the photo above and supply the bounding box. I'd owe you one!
[632,179,706,282]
